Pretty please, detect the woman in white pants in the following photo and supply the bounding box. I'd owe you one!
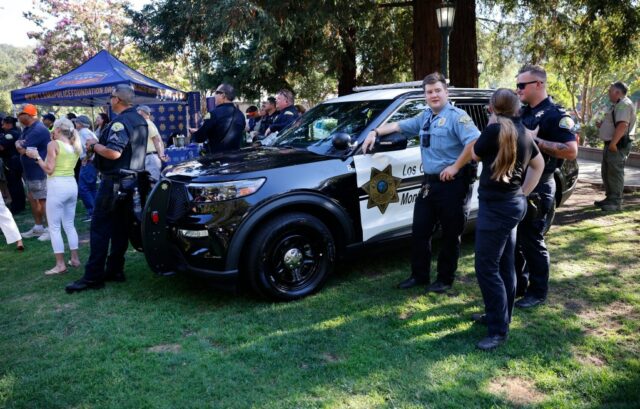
[26,118,81,274]
[0,193,24,251]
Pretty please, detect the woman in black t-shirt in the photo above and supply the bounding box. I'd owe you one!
[471,88,544,350]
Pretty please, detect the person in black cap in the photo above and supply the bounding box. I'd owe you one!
[189,83,245,154]
[0,116,26,213]
[65,84,148,293]
[42,113,56,132]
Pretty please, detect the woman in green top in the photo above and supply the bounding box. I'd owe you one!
[26,118,82,275]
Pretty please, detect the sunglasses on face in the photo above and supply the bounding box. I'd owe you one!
[516,80,541,90]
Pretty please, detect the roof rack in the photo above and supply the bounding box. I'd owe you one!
[353,81,423,92]
[353,81,493,93]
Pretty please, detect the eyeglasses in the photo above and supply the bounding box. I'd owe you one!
[516,80,541,90]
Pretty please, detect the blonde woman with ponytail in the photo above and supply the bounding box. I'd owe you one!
[26,118,82,275]
[470,88,544,350]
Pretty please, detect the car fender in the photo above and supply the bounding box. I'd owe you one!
[225,192,356,271]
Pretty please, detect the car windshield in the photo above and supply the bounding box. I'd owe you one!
[273,100,390,155]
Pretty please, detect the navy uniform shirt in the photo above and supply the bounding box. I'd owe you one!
[520,97,576,174]
[269,105,300,134]
[0,128,20,162]
[94,107,148,175]
[192,102,245,153]
[398,102,480,174]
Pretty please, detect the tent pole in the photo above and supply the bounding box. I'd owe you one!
[91,106,95,131]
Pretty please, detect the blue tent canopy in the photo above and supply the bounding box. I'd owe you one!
[11,50,187,107]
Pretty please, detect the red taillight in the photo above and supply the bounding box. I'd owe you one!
[151,211,160,224]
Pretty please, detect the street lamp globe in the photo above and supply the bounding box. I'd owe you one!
[435,1,456,79]
[435,2,456,29]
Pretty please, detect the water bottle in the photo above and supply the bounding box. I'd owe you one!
[132,187,142,219]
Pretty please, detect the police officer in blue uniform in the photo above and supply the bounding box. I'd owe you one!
[265,89,300,136]
[65,84,148,293]
[0,116,25,214]
[513,65,578,308]
[191,83,245,154]
[363,72,481,293]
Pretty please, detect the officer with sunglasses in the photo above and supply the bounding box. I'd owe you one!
[514,64,577,309]
[362,72,480,294]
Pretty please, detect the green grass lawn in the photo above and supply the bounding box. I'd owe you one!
[1,191,639,409]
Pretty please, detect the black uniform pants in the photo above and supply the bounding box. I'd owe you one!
[6,161,25,214]
[515,176,555,299]
[83,179,132,282]
[410,176,473,285]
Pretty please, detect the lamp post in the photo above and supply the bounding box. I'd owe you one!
[435,1,456,79]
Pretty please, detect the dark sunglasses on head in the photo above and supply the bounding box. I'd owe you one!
[214,90,225,95]
[516,80,541,90]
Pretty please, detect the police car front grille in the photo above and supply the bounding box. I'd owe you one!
[166,182,191,223]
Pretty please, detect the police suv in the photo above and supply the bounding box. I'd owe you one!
[140,83,579,300]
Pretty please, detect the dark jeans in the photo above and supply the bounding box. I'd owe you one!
[475,195,526,336]
[6,165,25,214]
[83,179,132,282]
[515,177,555,299]
[78,162,97,217]
[410,176,473,285]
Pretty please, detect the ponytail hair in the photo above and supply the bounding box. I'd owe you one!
[489,88,520,183]
[52,118,82,155]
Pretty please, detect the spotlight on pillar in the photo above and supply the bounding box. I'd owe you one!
[435,1,456,79]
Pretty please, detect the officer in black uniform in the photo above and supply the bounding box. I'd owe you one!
[65,84,148,293]
[190,83,245,154]
[266,89,300,135]
[514,65,577,308]
[0,116,25,214]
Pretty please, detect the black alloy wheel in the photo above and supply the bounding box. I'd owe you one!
[246,212,335,301]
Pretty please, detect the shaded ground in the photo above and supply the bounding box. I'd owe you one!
[554,181,640,226]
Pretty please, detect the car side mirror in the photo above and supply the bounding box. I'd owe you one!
[331,132,352,150]
[374,132,407,152]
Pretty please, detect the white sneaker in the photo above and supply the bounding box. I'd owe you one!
[21,226,45,238]
[37,229,50,241]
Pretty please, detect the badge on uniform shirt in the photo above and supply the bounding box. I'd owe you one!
[110,122,124,132]
[535,111,545,118]
[284,111,294,116]
[559,116,575,130]
[438,118,446,126]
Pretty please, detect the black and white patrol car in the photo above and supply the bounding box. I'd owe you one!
[140,83,579,300]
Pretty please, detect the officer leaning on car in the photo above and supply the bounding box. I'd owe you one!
[65,84,148,294]
[513,64,578,309]
[363,72,480,294]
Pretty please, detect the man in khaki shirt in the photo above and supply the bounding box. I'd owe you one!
[595,82,636,211]
[136,105,167,182]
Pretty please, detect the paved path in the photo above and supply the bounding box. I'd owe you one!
[577,157,640,189]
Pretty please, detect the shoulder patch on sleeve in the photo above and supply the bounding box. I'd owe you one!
[110,122,124,132]
[559,116,575,130]
[284,111,294,116]
[459,115,473,124]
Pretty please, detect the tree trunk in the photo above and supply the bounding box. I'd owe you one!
[449,0,478,87]
[337,25,357,96]
[412,0,442,80]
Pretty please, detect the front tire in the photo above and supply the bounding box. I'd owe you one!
[246,212,335,301]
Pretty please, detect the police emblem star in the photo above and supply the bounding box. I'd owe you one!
[360,165,402,214]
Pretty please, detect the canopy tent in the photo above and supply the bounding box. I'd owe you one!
[10,50,186,107]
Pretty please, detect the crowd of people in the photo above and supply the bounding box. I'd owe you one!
[1,69,634,351]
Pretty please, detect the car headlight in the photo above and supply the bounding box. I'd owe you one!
[187,178,266,203]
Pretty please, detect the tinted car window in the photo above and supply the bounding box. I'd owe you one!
[274,100,390,155]
[385,99,428,148]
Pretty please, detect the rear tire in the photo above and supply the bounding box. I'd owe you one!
[246,212,335,301]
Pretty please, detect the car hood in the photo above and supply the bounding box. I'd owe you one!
[163,147,329,180]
